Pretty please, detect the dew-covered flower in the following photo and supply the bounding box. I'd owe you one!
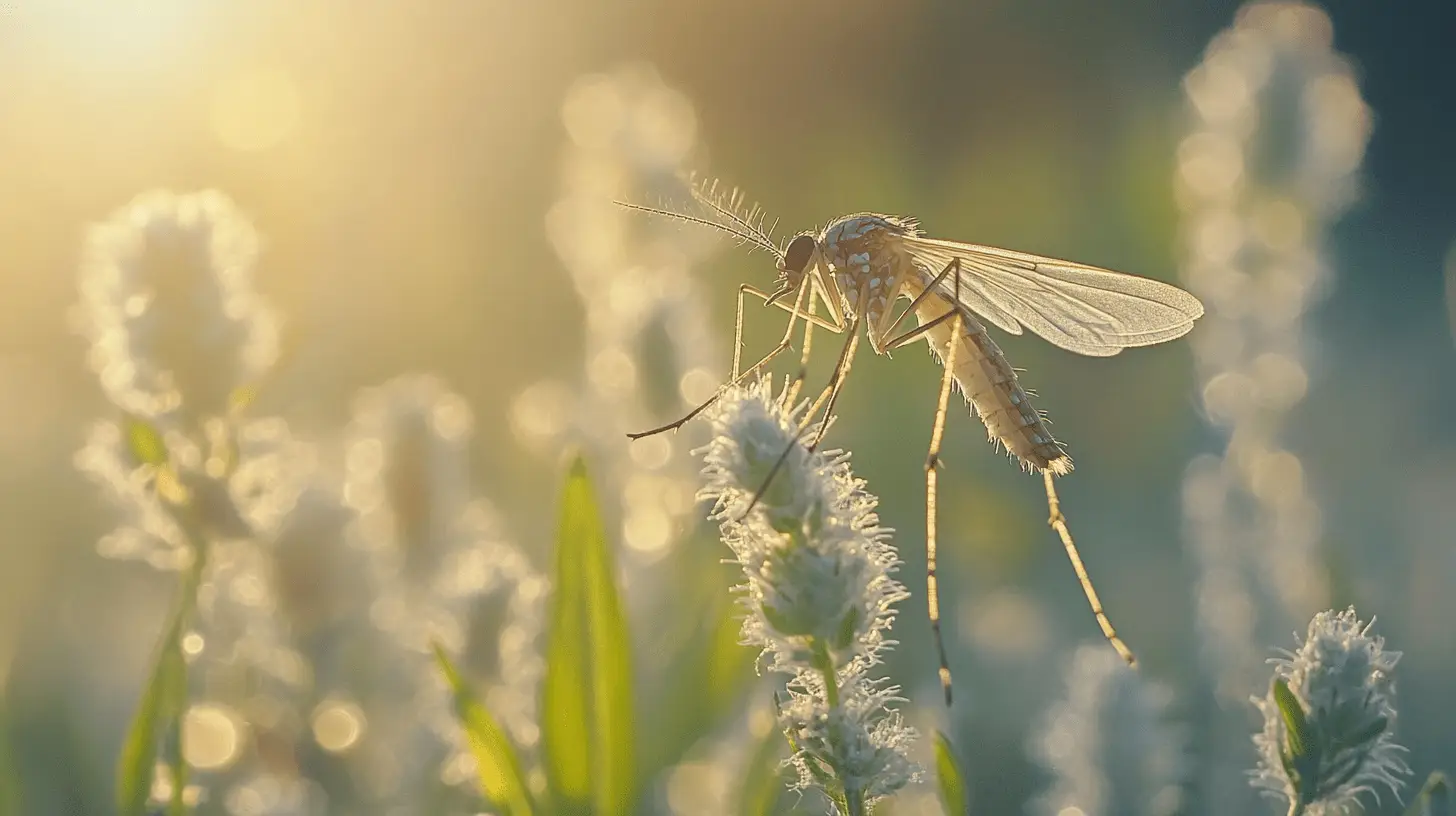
[1032,644,1184,816]
[779,673,920,805]
[698,378,918,811]
[76,189,279,422]
[1252,607,1410,814]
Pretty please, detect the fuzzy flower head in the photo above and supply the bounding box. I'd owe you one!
[781,674,920,805]
[1033,644,1185,816]
[75,416,310,570]
[1252,607,1410,814]
[698,378,918,809]
[344,376,546,655]
[697,377,907,674]
[77,190,279,421]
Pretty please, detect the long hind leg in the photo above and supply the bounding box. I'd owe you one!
[921,312,962,706]
[1043,472,1137,667]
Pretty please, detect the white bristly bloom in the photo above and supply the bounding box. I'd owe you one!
[698,378,918,813]
[77,189,279,422]
[1252,607,1410,815]
[1031,644,1184,816]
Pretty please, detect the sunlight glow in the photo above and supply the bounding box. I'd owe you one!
[211,65,302,152]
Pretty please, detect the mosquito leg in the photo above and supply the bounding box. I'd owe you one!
[732,279,750,379]
[924,311,963,707]
[629,283,812,440]
[780,293,818,410]
[1043,471,1138,667]
[883,306,963,351]
[883,258,962,343]
[736,313,861,521]
[804,329,861,451]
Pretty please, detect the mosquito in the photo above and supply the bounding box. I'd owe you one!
[619,177,1205,705]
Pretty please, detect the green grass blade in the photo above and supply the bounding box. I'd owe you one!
[431,642,535,816]
[543,456,638,813]
[116,514,209,816]
[542,457,592,811]
[115,600,189,816]
[1406,771,1451,816]
[934,731,969,815]
[575,458,636,814]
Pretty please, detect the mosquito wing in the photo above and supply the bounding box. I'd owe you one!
[903,236,1205,357]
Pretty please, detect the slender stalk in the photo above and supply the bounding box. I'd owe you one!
[163,502,212,815]
[811,641,840,709]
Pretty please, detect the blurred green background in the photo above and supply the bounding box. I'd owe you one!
[2,0,1454,813]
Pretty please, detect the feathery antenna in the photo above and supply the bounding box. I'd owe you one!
[614,175,784,261]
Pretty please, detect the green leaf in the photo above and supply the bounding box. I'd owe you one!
[1272,678,1310,760]
[934,731,969,815]
[123,414,169,467]
[1406,771,1451,816]
[116,516,210,816]
[165,710,187,816]
[541,457,636,815]
[115,597,190,816]
[431,643,535,816]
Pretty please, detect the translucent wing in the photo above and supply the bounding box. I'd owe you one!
[904,236,1205,357]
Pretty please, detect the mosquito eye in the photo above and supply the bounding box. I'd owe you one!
[783,234,815,275]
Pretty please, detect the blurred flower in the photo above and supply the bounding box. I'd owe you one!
[341,374,546,805]
[527,63,724,566]
[1031,644,1184,816]
[1180,0,1372,701]
[1177,6,1373,809]
[76,189,279,422]
[74,190,324,812]
[1252,607,1410,814]
[698,378,918,811]
[75,416,311,567]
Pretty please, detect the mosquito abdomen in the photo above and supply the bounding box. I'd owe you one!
[915,293,1072,475]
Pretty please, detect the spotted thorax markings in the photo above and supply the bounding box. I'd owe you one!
[781,212,1074,473]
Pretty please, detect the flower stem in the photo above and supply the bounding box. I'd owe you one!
[811,639,839,709]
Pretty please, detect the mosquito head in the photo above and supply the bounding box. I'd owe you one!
[769,232,817,306]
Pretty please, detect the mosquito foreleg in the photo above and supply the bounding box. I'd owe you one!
[736,314,861,522]
[780,292,818,410]
[805,328,861,452]
[628,283,811,440]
